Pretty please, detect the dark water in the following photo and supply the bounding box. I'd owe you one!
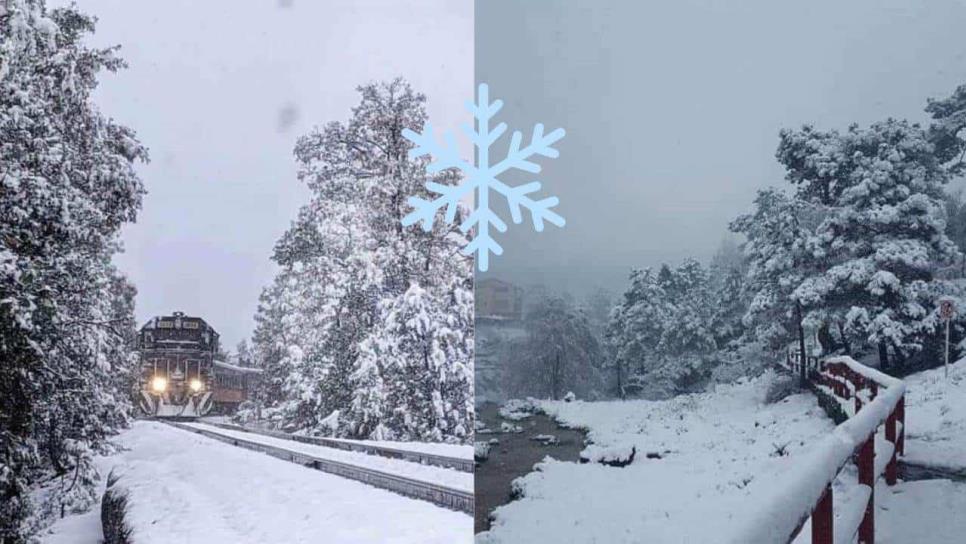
[899,461,966,482]
[474,402,586,533]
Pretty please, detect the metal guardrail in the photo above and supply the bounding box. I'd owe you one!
[198,421,474,473]
[164,421,474,514]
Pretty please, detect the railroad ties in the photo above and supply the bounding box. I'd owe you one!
[163,420,473,515]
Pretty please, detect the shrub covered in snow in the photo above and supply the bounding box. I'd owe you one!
[499,398,540,420]
[474,442,491,462]
[100,471,132,544]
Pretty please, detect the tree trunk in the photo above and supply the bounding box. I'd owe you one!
[817,322,836,354]
[878,341,889,371]
[616,359,625,400]
[795,302,807,385]
[837,322,851,355]
[893,344,906,372]
[551,352,561,401]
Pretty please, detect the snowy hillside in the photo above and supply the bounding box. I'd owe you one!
[901,357,966,473]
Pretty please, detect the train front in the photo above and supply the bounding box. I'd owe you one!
[137,312,217,418]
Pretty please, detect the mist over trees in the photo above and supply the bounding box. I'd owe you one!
[500,294,604,400]
[1,1,145,539]
[606,82,966,398]
[247,80,473,443]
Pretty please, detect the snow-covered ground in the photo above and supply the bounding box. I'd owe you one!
[183,422,472,491]
[478,372,836,543]
[39,421,471,544]
[875,479,966,543]
[901,356,966,472]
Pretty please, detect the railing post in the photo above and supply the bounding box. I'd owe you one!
[854,395,862,414]
[858,434,875,544]
[897,395,905,456]
[812,483,833,544]
[885,406,897,485]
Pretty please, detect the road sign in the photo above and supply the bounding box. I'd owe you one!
[940,299,955,320]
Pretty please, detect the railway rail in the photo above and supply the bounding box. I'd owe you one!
[163,420,474,514]
[198,420,474,472]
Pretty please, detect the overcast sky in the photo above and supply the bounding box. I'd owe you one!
[478,0,966,300]
[60,0,472,348]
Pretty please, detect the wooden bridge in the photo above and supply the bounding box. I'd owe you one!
[734,355,906,544]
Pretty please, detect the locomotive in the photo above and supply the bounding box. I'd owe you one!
[137,312,260,418]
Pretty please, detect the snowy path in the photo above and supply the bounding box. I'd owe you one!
[875,479,966,543]
[478,373,836,543]
[39,421,471,544]
[183,421,473,492]
[901,357,966,474]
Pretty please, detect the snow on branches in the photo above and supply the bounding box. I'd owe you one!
[251,80,473,444]
[1,1,145,538]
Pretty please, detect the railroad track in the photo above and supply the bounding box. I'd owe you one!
[163,420,474,514]
[197,420,474,472]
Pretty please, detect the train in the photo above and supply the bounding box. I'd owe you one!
[137,312,261,418]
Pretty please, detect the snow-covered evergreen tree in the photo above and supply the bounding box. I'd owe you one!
[250,80,473,443]
[730,188,816,367]
[926,82,966,177]
[503,294,602,400]
[777,120,960,370]
[1,1,145,538]
[608,260,721,398]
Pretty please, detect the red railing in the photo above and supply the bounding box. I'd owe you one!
[734,356,906,544]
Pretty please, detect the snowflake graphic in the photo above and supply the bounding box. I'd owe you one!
[401,83,566,272]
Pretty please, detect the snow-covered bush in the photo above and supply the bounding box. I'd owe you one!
[474,442,491,462]
[100,471,132,544]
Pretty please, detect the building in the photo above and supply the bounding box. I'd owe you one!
[476,278,524,321]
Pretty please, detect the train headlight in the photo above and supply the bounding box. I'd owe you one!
[151,376,167,393]
[189,378,203,392]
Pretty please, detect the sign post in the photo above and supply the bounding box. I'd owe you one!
[940,299,956,380]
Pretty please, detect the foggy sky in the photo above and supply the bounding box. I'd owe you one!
[60,0,472,348]
[477,0,966,300]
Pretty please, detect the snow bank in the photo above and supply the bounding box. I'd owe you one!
[901,356,966,471]
[41,421,470,544]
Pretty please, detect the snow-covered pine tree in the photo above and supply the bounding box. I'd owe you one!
[356,283,473,442]
[778,120,960,370]
[1,1,146,538]
[730,188,815,373]
[708,239,749,349]
[606,268,671,396]
[652,259,718,391]
[926,82,966,178]
[250,79,472,442]
[608,261,720,398]
[503,294,602,400]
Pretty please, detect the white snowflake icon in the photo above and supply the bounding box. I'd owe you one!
[401,83,566,272]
